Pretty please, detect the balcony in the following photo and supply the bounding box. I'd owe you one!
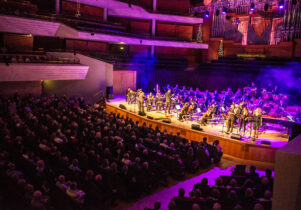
[0,14,208,49]
[0,51,89,81]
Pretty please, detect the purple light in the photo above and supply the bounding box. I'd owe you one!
[250,3,255,11]
[236,18,241,25]
[205,11,210,18]
[279,5,284,9]
[222,7,227,15]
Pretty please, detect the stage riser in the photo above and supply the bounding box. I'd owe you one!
[106,104,277,163]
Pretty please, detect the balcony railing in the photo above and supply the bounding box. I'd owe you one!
[0,52,80,64]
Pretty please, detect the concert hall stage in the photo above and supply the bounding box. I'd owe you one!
[106,97,290,164]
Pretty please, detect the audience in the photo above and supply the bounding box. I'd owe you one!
[167,165,273,210]
[0,94,220,209]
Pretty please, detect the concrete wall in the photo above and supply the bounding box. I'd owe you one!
[272,134,301,210]
[43,52,113,104]
[0,63,88,82]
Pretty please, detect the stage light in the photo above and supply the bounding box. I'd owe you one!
[222,7,227,15]
[120,46,124,50]
[250,2,255,11]
[215,9,220,16]
[236,18,241,25]
[205,11,209,18]
[279,1,284,9]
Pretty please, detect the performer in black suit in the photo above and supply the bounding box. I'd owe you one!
[137,89,145,115]
[226,104,236,134]
[239,107,249,135]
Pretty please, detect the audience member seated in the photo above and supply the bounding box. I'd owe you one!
[165,164,273,210]
[0,94,218,209]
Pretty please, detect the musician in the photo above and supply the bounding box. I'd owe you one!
[171,94,179,110]
[211,102,219,117]
[235,102,244,117]
[213,90,220,103]
[146,92,154,112]
[126,88,131,102]
[251,108,262,141]
[165,89,173,114]
[178,102,189,121]
[203,90,211,109]
[128,90,136,104]
[239,107,249,134]
[190,100,198,114]
[137,89,145,115]
[155,91,163,111]
[200,107,213,125]
[226,104,236,134]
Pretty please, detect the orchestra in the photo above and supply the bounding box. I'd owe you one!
[123,82,291,141]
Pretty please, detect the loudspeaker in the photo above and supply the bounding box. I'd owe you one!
[191,124,203,131]
[147,116,154,120]
[290,122,301,141]
[106,86,113,99]
[138,112,146,116]
[162,119,171,123]
[119,104,126,110]
[261,140,271,145]
[231,133,242,140]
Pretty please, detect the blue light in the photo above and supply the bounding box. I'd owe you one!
[250,2,255,11]
[279,1,284,9]
[205,11,209,18]
[222,7,227,15]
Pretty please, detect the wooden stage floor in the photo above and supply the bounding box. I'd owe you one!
[106,97,289,164]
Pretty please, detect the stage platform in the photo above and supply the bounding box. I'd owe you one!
[106,97,290,164]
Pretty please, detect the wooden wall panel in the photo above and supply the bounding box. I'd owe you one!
[66,40,88,51]
[61,0,103,19]
[129,45,150,56]
[33,36,65,50]
[66,40,108,52]
[222,40,293,59]
[156,22,193,40]
[156,22,176,37]
[295,39,301,58]
[106,103,278,163]
[176,25,193,39]
[113,71,137,95]
[130,20,151,35]
[3,34,33,51]
[157,0,190,14]
[139,0,153,10]
[87,42,108,52]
